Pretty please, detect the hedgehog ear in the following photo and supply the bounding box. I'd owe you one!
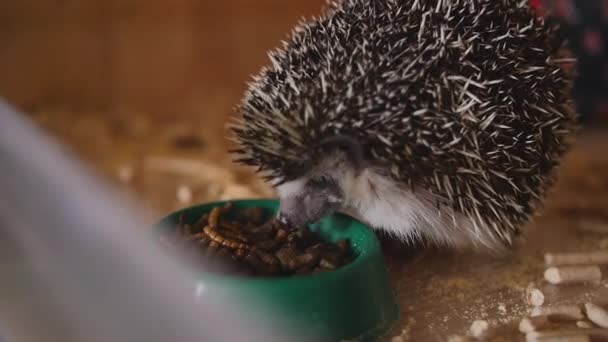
[316,134,364,170]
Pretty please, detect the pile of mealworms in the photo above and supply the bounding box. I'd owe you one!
[160,202,353,277]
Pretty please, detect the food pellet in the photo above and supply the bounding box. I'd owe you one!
[544,265,602,285]
[531,305,584,321]
[545,251,608,266]
[519,316,550,333]
[576,321,594,329]
[176,185,193,204]
[525,331,590,342]
[584,303,608,328]
[526,328,608,342]
[469,320,489,338]
[577,219,608,234]
[527,288,545,307]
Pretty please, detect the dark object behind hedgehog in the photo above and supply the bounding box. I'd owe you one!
[231,0,576,251]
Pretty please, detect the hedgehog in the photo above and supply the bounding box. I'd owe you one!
[230,0,576,251]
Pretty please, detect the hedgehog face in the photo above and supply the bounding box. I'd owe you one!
[276,136,364,228]
[276,175,344,229]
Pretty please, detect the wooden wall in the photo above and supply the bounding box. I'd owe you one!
[0,0,325,118]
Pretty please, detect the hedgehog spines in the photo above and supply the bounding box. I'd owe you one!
[231,0,575,245]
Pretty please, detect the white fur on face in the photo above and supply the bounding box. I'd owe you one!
[338,168,508,251]
[277,165,510,252]
[276,178,306,199]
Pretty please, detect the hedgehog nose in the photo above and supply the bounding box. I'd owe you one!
[276,212,293,228]
[277,212,297,231]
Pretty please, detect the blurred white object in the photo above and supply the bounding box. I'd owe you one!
[176,184,193,204]
[117,164,134,184]
[0,100,299,342]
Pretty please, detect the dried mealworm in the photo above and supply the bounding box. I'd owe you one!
[224,240,249,250]
[276,246,298,271]
[275,229,288,242]
[296,252,319,269]
[218,224,250,243]
[203,226,225,243]
[252,248,280,266]
[247,219,276,236]
[208,202,233,229]
[244,253,280,276]
[545,251,608,266]
[544,265,602,285]
[234,249,247,259]
[203,226,249,250]
[207,207,222,229]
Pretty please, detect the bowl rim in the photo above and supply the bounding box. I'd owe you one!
[155,198,383,285]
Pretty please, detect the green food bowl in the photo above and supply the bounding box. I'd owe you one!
[156,199,398,341]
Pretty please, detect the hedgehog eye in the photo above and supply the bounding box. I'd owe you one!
[310,175,333,188]
[319,175,331,183]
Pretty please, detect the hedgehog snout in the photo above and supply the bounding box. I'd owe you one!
[276,194,334,229]
[276,177,345,229]
[276,195,313,229]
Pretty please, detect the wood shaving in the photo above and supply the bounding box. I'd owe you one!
[545,251,608,266]
[577,219,608,234]
[576,320,594,329]
[584,303,608,328]
[519,316,550,333]
[526,288,545,307]
[531,305,584,321]
[544,265,602,285]
[525,328,608,341]
[469,320,489,338]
